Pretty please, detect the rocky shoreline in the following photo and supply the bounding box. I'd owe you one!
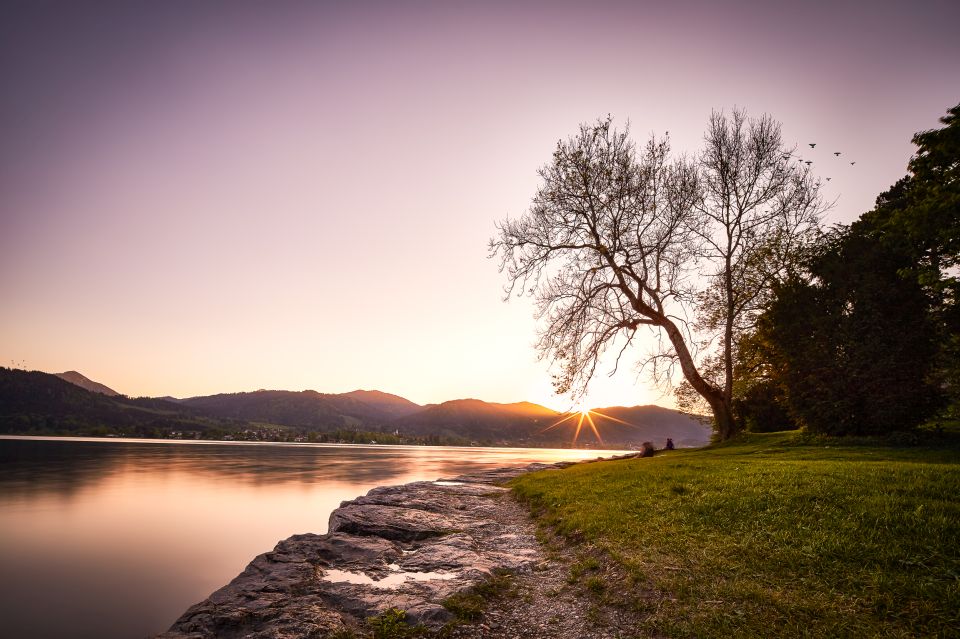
[155,459,611,639]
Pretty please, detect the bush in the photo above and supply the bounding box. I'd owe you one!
[734,380,798,433]
[366,608,426,639]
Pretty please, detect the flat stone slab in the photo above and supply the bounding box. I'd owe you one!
[154,460,593,638]
[329,504,463,542]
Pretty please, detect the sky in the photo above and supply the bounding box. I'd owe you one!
[1,0,958,411]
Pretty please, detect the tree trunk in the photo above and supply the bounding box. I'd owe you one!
[710,397,738,441]
[659,316,739,440]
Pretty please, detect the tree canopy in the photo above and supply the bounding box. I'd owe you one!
[761,229,940,435]
[757,103,960,435]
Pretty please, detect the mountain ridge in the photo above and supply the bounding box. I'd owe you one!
[4,368,711,448]
[54,370,120,396]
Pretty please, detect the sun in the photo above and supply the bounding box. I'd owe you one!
[540,405,644,446]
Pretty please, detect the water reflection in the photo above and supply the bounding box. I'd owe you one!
[1,437,621,496]
[0,437,623,639]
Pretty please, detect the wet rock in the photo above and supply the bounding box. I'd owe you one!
[154,459,593,638]
[398,535,481,572]
[314,533,401,572]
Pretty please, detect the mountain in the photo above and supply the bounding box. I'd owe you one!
[578,405,712,448]
[0,368,244,437]
[340,389,422,419]
[180,390,347,428]
[179,389,422,430]
[393,398,560,443]
[393,400,710,448]
[0,367,711,448]
[54,371,119,396]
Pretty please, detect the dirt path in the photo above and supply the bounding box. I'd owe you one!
[445,466,643,639]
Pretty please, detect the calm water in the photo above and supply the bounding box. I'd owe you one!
[0,436,624,639]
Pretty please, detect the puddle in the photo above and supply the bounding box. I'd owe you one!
[321,568,457,589]
[433,481,464,486]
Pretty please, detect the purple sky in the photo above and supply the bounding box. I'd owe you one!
[1,0,958,409]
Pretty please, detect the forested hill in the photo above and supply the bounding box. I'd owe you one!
[53,370,119,396]
[580,405,713,448]
[179,389,421,427]
[393,400,711,448]
[1,368,711,447]
[0,368,246,437]
[392,399,559,442]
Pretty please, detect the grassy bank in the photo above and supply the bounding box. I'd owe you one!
[510,432,960,638]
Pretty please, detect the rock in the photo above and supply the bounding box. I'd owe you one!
[154,457,606,638]
[329,503,462,542]
[398,535,480,571]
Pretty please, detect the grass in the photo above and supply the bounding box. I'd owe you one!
[366,608,428,639]
[510,431,960,638]
[442,569,516,622]
[567,556,602,584]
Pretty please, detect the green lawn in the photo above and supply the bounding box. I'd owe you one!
[510,432,960,638]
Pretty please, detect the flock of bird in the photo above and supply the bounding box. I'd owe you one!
[783,142,856,184]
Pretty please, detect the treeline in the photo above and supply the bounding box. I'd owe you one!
[0,368,478,447]
[0,368,248,437]
[298,429,473,447]
[195,426,475,447]
[734,104,959,436]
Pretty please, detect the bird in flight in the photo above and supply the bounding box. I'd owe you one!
[809,143,817,148]
[805,160,813,165]
[850,161,856,166]
[834,152,841,156]
[826,177,832,181]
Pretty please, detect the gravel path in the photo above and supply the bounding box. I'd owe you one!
[445,466,645,639]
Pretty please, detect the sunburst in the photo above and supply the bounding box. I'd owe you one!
[540,407,643,445]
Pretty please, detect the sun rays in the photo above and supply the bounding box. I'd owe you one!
[540,407,643,445]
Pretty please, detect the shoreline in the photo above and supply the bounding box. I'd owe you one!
[154,454,632,638]
[0,434,632,454]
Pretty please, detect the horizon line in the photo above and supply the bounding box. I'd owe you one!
[8,366,682,414]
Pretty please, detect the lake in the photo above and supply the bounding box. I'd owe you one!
[0,436,625,639]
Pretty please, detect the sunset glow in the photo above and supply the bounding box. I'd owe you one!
[540,407,651,445]
[1,0,957,408]
[0,4,956,638]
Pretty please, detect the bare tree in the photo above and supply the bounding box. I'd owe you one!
[491,112,823,440]
[685,110,824,435]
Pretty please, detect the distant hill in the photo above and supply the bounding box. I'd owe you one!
[179,389,422,430]
[0,367,711,448]
[392,398,710,448]
[340,389,422,419]
[393,398,560,443]
[54,371,119,396]
[0,368,245,437]
[181,390,344,428]
[580,405,712,448]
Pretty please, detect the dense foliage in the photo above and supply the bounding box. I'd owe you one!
[763,230,940,435]
[744,104,959,435]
